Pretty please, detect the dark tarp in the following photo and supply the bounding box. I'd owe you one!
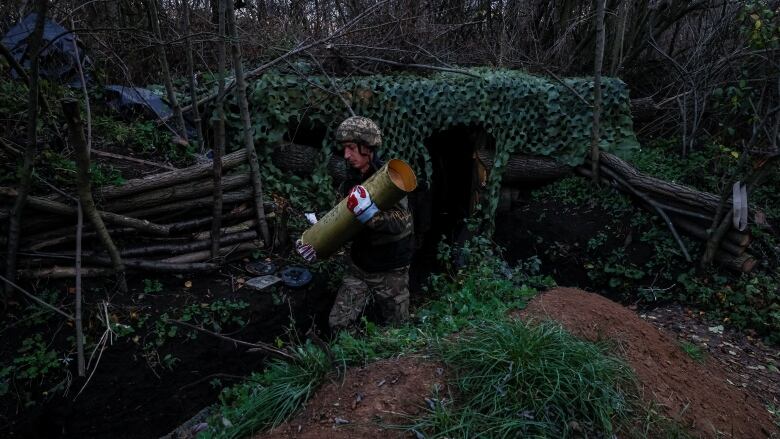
[104,85,173,120]
[1,13,91,86]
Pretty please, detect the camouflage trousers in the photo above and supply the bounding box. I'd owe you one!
[328,262,410,331]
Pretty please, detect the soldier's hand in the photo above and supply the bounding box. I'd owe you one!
[346,185,379,223]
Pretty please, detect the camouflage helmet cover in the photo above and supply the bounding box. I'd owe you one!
[335,116,382,148]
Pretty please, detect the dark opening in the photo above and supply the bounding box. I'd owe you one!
[284,117,329,146]
[410,125,494,290]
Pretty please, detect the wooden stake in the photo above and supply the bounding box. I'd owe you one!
[147,0,188,141]
[62,99,128,293]
[590,0,606,183]
[212,0,228,259]
[226,0,271,246]
[5,2,47,299]
[183,0,204,150]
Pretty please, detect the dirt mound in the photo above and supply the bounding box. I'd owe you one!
[519,287,777,438]
[257,356,445,439]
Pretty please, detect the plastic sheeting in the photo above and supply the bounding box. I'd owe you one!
[104,85,173,120]
[1,13,91,86]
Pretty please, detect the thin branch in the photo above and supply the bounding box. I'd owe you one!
[176,0,392,117]
[342,55,481,77]
[306,52,355,116]
[167,319,295,361]
[0,273,75,320]
[90,149,176,171]
[579,165,692,262]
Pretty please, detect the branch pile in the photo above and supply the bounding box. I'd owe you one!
[1,149,270,279]
[479,149,757,272]
[577,152,757,272]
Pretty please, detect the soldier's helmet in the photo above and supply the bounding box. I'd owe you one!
[335,116,382,149]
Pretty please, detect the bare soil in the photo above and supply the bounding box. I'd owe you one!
[519,287,778,438]
[643,304,780,418]
[257,356,446,439]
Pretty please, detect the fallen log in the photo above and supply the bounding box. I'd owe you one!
[272,142,346,181]
[25,227,137,251]
[672,217,750,256]
[19,250,221,272]
[715,252,757,273]
[124,187,254,219]
[167,208,254,234]
[104,172,250,213]
[119,230,256,258]
[161,240,262,264]
[1,188,170,235]
[17,259,219,276]
[18,266,114,279]
[97,149,248,200]
[192,219,255,240]
[22,207,255,251]
[478,151,573,184]
[91,149,177,171]
[598,151,726,214]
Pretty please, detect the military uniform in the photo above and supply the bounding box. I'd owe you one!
[328,117,414,331]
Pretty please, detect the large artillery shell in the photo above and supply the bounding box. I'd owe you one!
[300,159,417,259]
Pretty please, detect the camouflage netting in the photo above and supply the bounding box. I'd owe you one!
[227,68,639,224]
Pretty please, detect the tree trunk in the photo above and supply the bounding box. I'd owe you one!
[97,149,247,199]
[477,151,572,184]
[226,0,271,245]
[147,0,188,141]
[119,230,256,258]
[212,0,228,259]
[18,267,114,279]
[25,209,254,252]
[598,151,726,214]
[161,240,262,263]
[590,0,606,183]
[124,187,254,220]
[183,0,204,150]
[5,2,48,298]
[104,172,249,213]
[62,99,128,293]
[2,189,172,235]
[75,199,85,377]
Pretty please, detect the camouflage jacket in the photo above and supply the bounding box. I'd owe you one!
[341,158,414,273]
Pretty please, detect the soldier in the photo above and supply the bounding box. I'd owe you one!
[326,116,414,331]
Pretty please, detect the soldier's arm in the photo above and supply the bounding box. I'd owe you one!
[365,198,412,234]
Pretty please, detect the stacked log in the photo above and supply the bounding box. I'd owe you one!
[478,148,756,272]
[578,152,756,272]
[1,149,272,278]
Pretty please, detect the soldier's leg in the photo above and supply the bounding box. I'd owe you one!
[328,272,370,331]
[369,266,410,326]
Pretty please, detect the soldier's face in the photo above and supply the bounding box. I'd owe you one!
[343,142,372,174]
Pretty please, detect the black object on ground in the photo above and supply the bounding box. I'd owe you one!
[104,85,173,120]
[2,13,92,86]
[245,261,277,276]
[280,266,313,288]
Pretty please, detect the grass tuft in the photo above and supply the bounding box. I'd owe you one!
[410,319,637,438]
[198,342,330,439]
[678,340,706,363]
